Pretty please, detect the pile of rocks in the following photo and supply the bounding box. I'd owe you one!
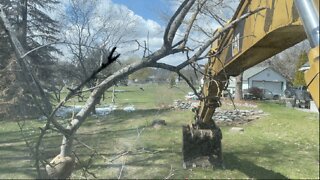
[223,102,257,108]
[213,109,264,125]
[173,100,199,110]
[172,100,264,125]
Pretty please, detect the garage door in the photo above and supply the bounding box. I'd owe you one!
[252,81,283,95]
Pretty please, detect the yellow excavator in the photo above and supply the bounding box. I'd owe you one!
[183,0,319,168]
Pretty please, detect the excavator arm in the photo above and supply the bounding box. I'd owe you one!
[182,0,319,168]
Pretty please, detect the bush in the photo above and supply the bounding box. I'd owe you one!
[248,87,263,99]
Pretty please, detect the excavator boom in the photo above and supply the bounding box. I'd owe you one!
[183,0,319,168]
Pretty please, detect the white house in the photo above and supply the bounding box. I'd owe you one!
[227,66,287,96]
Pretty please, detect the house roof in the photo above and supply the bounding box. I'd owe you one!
[243,66,268,80]
[229,66,270,86]
[228,66,286,88]
[243,66,287,81]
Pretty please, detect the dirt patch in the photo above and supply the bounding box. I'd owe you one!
[151,119,166,129]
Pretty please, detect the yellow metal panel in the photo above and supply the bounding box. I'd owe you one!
[305,46,319,109]
[209,0,306,77]
[314,0,319,13]
[200,0,319,123]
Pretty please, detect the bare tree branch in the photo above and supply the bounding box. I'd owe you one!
[21,41,61,58]
[179,0,208,50]
[164,165,175,179]
[150,62,202,100]
[0,1,269,178]
[118,158,126,180]
[177,6,266,69]
[177,71,203,100]
[163,0,196,47]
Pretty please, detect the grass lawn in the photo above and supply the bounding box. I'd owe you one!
[0,83,319,179]
[60,83,189,109]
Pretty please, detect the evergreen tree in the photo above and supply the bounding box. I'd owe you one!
[293,51,308,87]
[0,0,61,117]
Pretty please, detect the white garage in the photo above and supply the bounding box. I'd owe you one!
[246,67,287,96]
[251,81,283,95]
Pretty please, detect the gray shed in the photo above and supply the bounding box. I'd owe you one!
[244,67,287,95]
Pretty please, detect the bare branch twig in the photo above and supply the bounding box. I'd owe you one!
[164,165,175,179]
[118,158,126,180]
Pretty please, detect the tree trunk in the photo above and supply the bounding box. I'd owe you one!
[234,73,243,101]
[47,60,152,178]
[18,0,28,47]
[45,134,75,179]
[112,86,115,104]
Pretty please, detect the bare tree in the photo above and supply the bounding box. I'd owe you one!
[1,0,264,178]
[61,0,135,86]
[48,1,263,178]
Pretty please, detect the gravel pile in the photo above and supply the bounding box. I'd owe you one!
[173,100,199,110]
[172,100,264,125]
[213,109,264,125]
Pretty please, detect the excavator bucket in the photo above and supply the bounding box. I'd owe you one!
[182,123,223,168]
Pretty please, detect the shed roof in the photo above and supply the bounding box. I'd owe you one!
[243,67,268,80]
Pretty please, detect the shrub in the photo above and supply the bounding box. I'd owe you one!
[248,87,263,99]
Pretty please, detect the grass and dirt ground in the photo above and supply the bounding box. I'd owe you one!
[0,83,319,179]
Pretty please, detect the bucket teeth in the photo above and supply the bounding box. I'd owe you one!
[182,124,223,168]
